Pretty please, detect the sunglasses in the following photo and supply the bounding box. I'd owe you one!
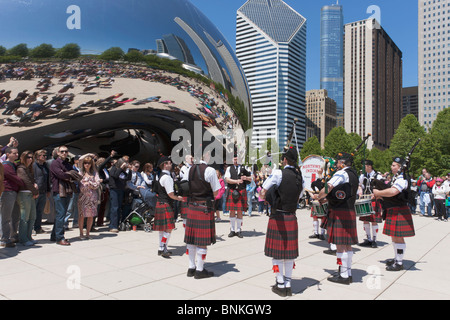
[60,150,69,153]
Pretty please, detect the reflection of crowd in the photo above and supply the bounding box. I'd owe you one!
[0,61,239,130]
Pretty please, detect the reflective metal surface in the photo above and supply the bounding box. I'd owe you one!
[0,0,251,161]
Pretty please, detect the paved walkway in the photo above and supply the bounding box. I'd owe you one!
[0,208,448,300]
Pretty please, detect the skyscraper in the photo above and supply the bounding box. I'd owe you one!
[306,89,337,148]
[320,2,344,122]
[236,0,307,148]
[344,18,403,150]
[418,1,449,131]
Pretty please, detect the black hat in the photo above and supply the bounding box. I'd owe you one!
[336,152,353,162]
[393,157,404,165]
[362,159,374,166]
[157,155,171,168]
[282,146,298,163]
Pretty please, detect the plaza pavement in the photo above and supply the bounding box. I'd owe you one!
[0,208,448,301]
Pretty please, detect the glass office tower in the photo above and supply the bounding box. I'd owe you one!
[320,3,344,121]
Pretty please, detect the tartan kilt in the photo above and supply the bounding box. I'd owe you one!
[153,201,175,231]
[326,207,358,246]
[383,205,415,238]
[359,200,383,223]
[184,204,216,247]
[264,213,299,260]
[180,197,189,219]
[226,189,248,212]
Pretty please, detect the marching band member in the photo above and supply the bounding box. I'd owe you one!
[316,152,358,285]
[224,154,252,238]
[358,160,384,248]
[183,151,220,279]
[154,156,183,258]
[261,147,304,297]
[373,157,415,271]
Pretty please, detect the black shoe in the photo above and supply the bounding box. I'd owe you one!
[386,263,404,271]
[358,239,373,247]
[271,284,287,297]
[194,268,214,279]
[285,287,292,296]
[327,274,351,285]
[309,233,320,239]
[385,258,395,266]
[319,234,326,241]
[228,231,236,238]
[236,231,243,238]
[323,249,337,256]
[187,268,196,277]
[371,241,378,248]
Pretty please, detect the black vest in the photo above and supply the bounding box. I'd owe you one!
[382,174,410,209]
[229,165,249,191]
[327,167,359,209]
[276,167,303,213]
[188,164,213,201]
[155,172,172,205]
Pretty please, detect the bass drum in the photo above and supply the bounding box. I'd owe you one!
[300,155,325,191]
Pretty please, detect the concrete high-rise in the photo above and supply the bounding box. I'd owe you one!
[344,18,403,150]
[306,89,337,148]
[236,0,307,148]
[418,0,449,131]
[320,3,344,122]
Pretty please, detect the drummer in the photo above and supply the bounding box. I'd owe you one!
[358,160,384,248]
[308,168,326,240]
[373,157,415,271]
[316,152,359,285]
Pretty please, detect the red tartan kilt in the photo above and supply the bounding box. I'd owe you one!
[264,213,299,260]
[184,204,216,246]
[383,205,415,238]
[226,189,248,212]
[359,200,383,223]
[326,207,358,245]
[180,197,189,219]
[153,202,175,231]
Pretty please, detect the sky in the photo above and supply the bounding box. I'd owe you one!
[190,0,419,91]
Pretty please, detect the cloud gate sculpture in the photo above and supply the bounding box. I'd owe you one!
[0,0,251,164]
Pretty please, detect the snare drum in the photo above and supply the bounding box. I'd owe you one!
[354,197,375,217]
[312,201,328,217]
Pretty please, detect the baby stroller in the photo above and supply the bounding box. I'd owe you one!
[120,188,156,232]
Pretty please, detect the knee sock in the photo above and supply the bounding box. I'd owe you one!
[186,244,196,269]
[394,243,406,265]
[196,248,207,271]
[160,232,171,250]
[372,225,378,241]
[364,224,371,240]
[284,260,294,288]
[337,252,349,278]
[272,259,285,288]
[313,221,319,234]
[230,217,236,231]
[347,251,353,277]
[158,231,164,251]
[236,218,243,232]
[183,219,187,229]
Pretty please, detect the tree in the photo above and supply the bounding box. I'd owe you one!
[323,127,354,159]
[55,43,81,59]
[367,147,392,174]
[99,47,125,61]
[29,43,55,58]
[124,50,145,62]
[7,43,28,57]
[0,46,6,56]
[300,136,322,161]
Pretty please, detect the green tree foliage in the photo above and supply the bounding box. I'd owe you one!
[29,43,55,58]
[124,50,145,62]
[367,147,392,174]
[100,47,125,61]
[323,127,354,158]
[55,43,81,59]
[0,46,6,56]
[300,136,322,161]
[7,43,28,57]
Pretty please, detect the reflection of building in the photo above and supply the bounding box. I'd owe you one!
[402,86,419,120]
[320,3,344,122]
[236,0,307,148]
[344,18,402,150]
[156,34,196,65]
[306,89,337,148]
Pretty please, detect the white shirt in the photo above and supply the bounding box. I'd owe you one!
[224,165,242,180]
[328,167,350,188]
[432,184,449,200]
[262,166,305,199]
[159,170,174,194]
[180,164,192,180]
[391,174,408,193]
